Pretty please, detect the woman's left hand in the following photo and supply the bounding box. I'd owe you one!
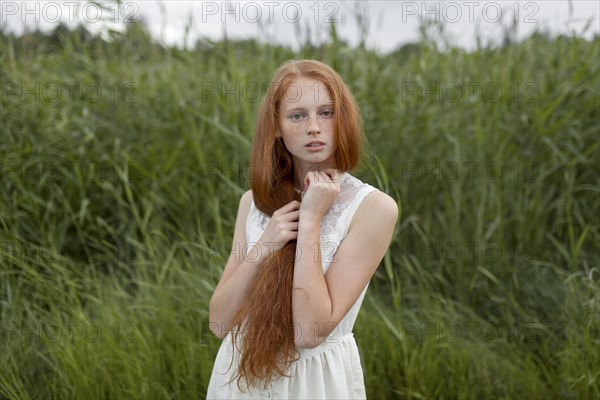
[299,169,341,221]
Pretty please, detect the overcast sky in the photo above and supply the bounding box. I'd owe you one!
[2,1,599,52]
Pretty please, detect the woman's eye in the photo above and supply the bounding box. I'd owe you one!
[290,113,303,120]
[321,110,333,117]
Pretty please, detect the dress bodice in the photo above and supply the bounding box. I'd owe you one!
[244,172,377,343]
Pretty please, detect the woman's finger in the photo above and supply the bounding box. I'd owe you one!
[304,171,316,190]
[274,200,300,216]
[318,171,332,183]
[283,210,300,221]
[283,200,301,211]
[327,169,339,183]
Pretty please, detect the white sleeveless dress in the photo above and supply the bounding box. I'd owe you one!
[206,172,378,399]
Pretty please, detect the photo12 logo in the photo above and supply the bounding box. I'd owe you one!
[1,1,140,24]
[198,1,340,24]
[399,1,540,24]
[2,81,139,103]
[1,321,139,344]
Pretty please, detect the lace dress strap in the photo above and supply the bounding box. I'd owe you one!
[337,173,378,239]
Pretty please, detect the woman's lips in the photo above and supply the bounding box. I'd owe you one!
[305,143,325,151]
[304,141,325,151]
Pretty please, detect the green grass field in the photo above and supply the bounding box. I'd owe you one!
[1,18,599,399]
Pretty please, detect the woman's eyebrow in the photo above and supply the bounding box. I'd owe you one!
[285,104,335,113]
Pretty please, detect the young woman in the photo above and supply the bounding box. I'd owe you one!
[207,59,398,399]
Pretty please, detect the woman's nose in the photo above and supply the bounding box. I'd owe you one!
[307,114,320,133]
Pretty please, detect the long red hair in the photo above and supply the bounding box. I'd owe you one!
[227,59,363,391]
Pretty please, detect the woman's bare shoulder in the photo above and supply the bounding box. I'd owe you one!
[369,190,397,214]
[238,189,253,215]
[242,189,253,202]
[350,189,398,232]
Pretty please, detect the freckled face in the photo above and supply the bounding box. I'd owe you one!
[277,77,337,172]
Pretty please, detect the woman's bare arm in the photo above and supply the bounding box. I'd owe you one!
[208,190,267,339]
[292,190,398,348]
[209,191,301,339]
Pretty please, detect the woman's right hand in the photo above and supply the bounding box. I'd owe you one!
[255,200,301,259]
